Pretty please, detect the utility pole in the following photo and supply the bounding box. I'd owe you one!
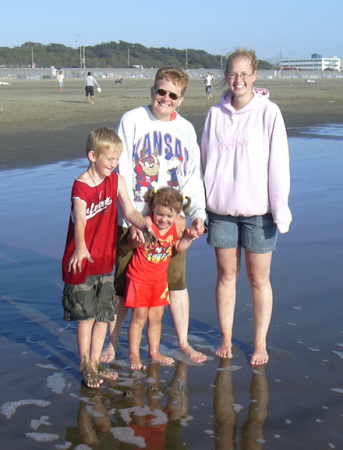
[275,44,282,70]
[76,34,85,68]
[269,46,276,70]
[31,44,37,68]
[76,40,82,68]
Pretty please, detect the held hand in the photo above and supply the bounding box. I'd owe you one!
[128,225,145,246]
[67,248,94,274]
[142,217,158,246]
[191,218,205,236]
[129,219,158,248]
[183,227,199,241]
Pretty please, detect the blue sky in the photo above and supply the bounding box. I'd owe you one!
[3,0,342,62]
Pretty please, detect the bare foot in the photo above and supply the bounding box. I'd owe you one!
[180,344,207,363]
[250,347,269,366]
[80,362,102,389]
[129,355,146,371]
[215,338,233,358]
[95,363,118,381]
[100,343,116,363]
[150,352,175,365]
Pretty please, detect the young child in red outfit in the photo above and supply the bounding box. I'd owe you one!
[125,187,198,370]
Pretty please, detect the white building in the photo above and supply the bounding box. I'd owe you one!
[281,54,341,71]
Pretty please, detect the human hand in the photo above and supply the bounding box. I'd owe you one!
[142,217,158,247]
[191,218,205,236]
[67,247,94,274]
[128,225,144,246]
[183,226,199,242]
[130,218,158,248]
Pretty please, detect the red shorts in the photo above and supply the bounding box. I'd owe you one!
[125,280,170,308]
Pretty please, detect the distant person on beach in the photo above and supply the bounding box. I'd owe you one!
[56,71,65,93]
[61,127,155,388]
[204,72,213,99]
[201,48,292,365]
[83,71,100,104]
[100,67,207,364]
[126,187,199,370]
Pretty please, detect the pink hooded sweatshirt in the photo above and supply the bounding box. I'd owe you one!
[201,88,292,233]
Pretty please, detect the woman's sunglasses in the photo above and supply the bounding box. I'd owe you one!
[156,88,179,100]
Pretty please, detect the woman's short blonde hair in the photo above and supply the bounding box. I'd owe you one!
[153,67,189,96]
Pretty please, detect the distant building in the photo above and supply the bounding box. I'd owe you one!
[281,54,341,71]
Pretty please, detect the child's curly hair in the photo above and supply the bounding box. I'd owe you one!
[147,187,191,216]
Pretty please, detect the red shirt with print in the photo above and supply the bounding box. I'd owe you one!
[62,172,118,285]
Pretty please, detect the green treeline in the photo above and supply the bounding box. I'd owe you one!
[0,41,273,70]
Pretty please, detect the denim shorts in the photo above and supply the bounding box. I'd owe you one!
[207,212,278,253]
[62,272,115,322]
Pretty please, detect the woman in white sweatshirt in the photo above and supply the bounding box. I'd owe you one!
[201,48,292,365]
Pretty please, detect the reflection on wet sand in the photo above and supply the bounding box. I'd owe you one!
[64,361,191,449]
[126,363,169,449]
[213,358,269,449]
[67,359,269,448]
[167,361,188,422]
[66,385,111,447]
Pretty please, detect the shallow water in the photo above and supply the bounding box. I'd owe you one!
[1,125,343,449]
[288,122,343,139]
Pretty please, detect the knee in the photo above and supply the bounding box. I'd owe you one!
[248,273,270,289]
[132,311,148,327]
[217,267,239,285]
[148,309,164,324]
[134,317,147,329]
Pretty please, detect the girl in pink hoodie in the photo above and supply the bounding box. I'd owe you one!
[201,48,292,365]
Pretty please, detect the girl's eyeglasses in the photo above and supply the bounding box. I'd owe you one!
[156,88,179,100]
[228,72,254,80]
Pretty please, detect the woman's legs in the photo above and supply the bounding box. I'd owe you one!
[128,307,148,370]
[214,247,241,358]
[245,251,273,365]
[100,296,128,363]
[147,306,174,365]
[169,289,206,363]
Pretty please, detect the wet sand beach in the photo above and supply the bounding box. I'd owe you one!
[0,77,343,449]
[1,76,343,169]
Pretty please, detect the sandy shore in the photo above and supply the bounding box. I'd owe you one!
[1,76,343,170]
